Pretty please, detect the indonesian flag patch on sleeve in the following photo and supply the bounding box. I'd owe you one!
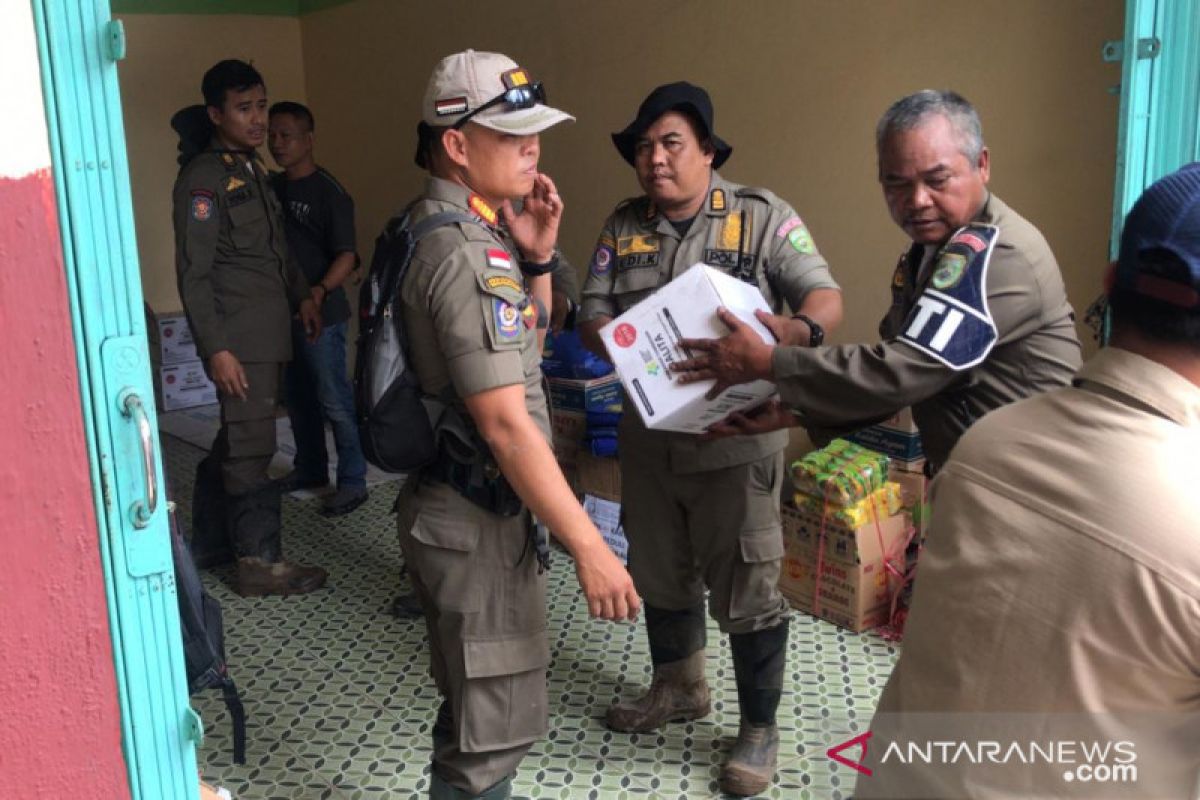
[486,248,513,271]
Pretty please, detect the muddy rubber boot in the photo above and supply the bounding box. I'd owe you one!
[605,603,710,732]
[720,720,781,797]
[720,620,789,796]
[228,483,327,596]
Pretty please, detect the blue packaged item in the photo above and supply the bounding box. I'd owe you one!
[541,329,614,379]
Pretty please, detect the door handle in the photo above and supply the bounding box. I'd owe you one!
[120,390,157,528]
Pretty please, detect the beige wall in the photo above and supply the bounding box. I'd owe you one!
[116,14,307,313]
[299,0,1123,350]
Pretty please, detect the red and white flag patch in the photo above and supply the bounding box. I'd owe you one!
[486,248,513,270]
[435,97,468,116]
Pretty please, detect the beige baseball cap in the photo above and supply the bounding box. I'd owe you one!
[422,49,574,135]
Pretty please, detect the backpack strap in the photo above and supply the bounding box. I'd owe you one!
[222,677,247,764]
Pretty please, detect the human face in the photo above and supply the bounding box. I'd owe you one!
[634,111,714,220]
[879,113,990,245]
[268,113,313,170]
[209,84,268,151]
[451,124,540,203]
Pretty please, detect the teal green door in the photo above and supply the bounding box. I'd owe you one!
[32,2,200,798]
[1110,0,1200,249]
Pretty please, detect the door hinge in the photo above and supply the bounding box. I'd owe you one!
[1101,37,1161,63]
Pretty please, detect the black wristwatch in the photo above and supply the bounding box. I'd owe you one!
[791,313,824,347]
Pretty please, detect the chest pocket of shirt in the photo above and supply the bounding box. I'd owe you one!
[612,267,662,312]
[228,199,266,251]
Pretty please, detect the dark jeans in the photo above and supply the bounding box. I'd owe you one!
[285,320,366,489]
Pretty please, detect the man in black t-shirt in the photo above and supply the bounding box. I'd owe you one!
[268,101,368,516]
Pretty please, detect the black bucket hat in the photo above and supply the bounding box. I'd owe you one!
[611,81,732,169]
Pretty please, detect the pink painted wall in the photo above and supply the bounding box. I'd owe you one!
[0,171,130,797]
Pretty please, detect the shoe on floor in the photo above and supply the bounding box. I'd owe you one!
[275,470,330,493]
[236,557,328,597]
[321,486,369,517]
[389,589,424,619]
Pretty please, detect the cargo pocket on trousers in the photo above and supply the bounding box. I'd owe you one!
[459,628,551,753]
[409,501,482,613]
[728,525,785,621]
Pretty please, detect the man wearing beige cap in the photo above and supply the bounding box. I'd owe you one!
[393,50,639,800]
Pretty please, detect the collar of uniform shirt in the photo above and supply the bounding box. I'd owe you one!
[1074,346,1200,427]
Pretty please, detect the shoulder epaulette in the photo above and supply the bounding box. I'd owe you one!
[734,186,776,204]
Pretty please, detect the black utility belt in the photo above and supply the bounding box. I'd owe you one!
[425,455,524,517]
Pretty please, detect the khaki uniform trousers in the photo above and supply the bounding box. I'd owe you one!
[397,480,550,795]
[622,446,790,635]
[215,361,282,497]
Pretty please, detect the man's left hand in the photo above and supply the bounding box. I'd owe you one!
[502,173,562,264]
[299,298,322,343]
[701,399,796,440]
[675,307,776,399]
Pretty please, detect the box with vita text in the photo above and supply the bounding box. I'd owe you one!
[599,264,778,434]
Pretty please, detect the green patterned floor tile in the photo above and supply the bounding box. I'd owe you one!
[167,432,898,798]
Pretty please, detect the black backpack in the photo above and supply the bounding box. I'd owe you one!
[355,210,482,472]
[169,502,246,764]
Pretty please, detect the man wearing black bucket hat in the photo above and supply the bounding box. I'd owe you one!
[578,82,843,796]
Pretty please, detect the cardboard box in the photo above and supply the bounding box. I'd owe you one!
[778,504,908,633]
[547,375,624,415]
[599,264,778,433]
[551,410,586,469]
[578,451,620,501]
[156,360,217,412]
[846,407,924,466]
[889,462,930,550]
[583,494,627,563]
[148,311,200,366]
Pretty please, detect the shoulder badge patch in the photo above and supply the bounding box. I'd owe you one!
[469,194,498,225]
[190,189,214,222]
[709,188,726,213]
[897,223,1000,370]
[492,298,522,342]
[485,274,523,294]
[931,252,967,290]
[785,221,815,255]
[486,248,512,271]
[590,234,616,276]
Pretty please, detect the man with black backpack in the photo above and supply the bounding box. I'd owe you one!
[388,50,640,800]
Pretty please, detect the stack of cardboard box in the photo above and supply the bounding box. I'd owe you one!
[778,440,910,633]
[544,373,627,561]
[147,309,217,412]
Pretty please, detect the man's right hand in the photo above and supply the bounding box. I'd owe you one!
[573,539,640,621]
[209,350,248,400]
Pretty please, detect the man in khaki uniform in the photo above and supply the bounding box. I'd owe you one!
[578,82,843,797]
[856,163,1200,799]
[675,90,1082,473]
[172,59,326,596]
[396,50,639,800]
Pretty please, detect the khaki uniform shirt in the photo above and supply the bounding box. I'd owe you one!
[580,172,839,473]
[860,348,1200,798]
[774,194,1082,469]
[173,145,310,362]
[399,178,549,440]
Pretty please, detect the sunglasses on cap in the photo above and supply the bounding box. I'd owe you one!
[452,81,547,130]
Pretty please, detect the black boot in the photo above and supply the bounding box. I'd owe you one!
[226,483,327,596]
[189,454,234,569]
[721,620,789,796]
[605,603,711,732]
